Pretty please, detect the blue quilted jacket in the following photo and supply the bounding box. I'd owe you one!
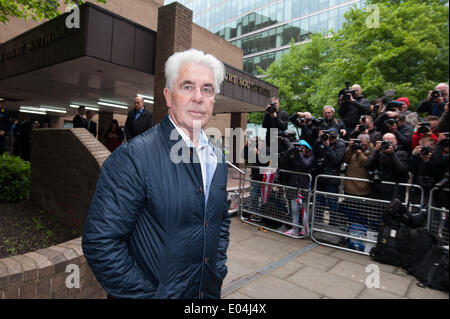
[82,115,230,299]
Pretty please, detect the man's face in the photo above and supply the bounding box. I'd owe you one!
[361,140,369,151]
[436,84,449,98]
[352,85,361,98]
[135,97,144,111]
[79,108,85,115]
[365,117,374,130]
[163,63,215,133]
[384,134,397,146]
[323,108,334,120]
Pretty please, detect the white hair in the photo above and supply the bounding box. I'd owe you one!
[323,105,335,113]
[165,49,225,94]
[357,134,370,142]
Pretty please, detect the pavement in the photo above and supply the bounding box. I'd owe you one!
[221,216,449,299]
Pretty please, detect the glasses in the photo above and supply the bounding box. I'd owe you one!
[178,83,215,98]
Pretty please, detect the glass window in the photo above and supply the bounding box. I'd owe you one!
[310,0,318,13]
[301,0,309,16]
[262,7,269,27]
[292,0,301,19]
[242,15,249,34]
[269,3,277,23]
[319,11,328,34]
[268,28,276,49]
[236,39,242,49]
[319,0,329,10]
[261,31,269,51]
[254,33,262,52]
[249,12,256,32]
[328,8,338,33]
[292,21,301,42]
[284,0,292,21]
[309,14,319,34]
[300,17,310,41]
[256,9,262,28]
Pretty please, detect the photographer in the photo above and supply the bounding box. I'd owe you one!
[343,135,374,197]
[349,115,382,145]
[318,106,347,139]
[313,128,346,226]
[416,83,449,116]
[433,132,449,175]
[410,116,440,149]
[376,108,413,152]
[289,112,317,147]
[366,133,409,201]
[338,83,370,133]
[262,97,289,150]
[436,101,449,133]
[409,138,441,203]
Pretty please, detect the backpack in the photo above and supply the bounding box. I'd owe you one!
[414,245,449,292]
[401,228,438,275]
[382,197,425,228]
[369,224,409,266]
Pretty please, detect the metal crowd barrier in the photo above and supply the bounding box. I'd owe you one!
[310,175,425,255]
[427,187,449,245]
[239,166,313,239]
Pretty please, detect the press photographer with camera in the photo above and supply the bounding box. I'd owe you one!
[319,105,347,138]
[289,111,318,147]
[349,115,382,145]
[338,83,370,134]
[375,105,413,152]
[410,116,440,149]
[343,135,374,197]
[416,83,449,116]
[365,133,409,201]
[262,97,289,150]
[313,128,346,226]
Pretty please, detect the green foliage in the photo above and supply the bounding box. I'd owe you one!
[0,154,30,202]
[248,0,449,123]
[0,0,106,24]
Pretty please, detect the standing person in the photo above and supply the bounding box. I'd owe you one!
[416,83,449,116]
[85,111,97,137]
[104,119,124,152]
[13,115,32,161]
[82,49,230,299]
[338,84,370,134]
[72,106,87,128]
[0,105,10,155]
[124,96,153,141]
[261,96,289,150]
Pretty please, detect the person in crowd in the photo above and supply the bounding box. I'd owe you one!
[349,115,382,145]
[312,128,346,226]
[0,105,10,155]
[124,96,153,141]
[410,115,440,149]
[396,96,419,127]
[318,105,347,139]
[73,105,87,128]
[366,133,409,201]
[376,108,414,153]
[416,83,449,116]
[262,96,289,150]
[13,115,32,161]
[82,48,230,299]
[338,84,370,134]
[436,101,449,133]
[104,119,124,152]
[290,111,317,147]
[86,110,97,137]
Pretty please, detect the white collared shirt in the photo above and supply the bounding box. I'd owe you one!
[168,115,217,206]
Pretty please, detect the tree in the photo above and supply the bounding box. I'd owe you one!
[0,0,106,24]
[249,0,449,123]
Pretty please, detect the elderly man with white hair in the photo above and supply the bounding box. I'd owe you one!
[83,49,230,299]
[416,82,449,116]
[338,83,371,134]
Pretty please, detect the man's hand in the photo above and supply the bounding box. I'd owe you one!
[0,130,5,137]
[426,91,433,102]
[347,94,354,103]
[412,145,422,156]
[382,144,395,154]
[375,140,382,151]
[387,123,398,133]
[340,129,347,137]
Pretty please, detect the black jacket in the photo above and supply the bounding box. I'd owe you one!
[73,114,86,128]
[318,118,346,133]
[87,120,97,137]
[262,110,289,147]
[366,148,409,183]
[125,108,153,140]
[338,96,370,129]
[313,139,346,178]
[416,99,446,116]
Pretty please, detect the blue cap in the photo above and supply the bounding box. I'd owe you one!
[299,139,312,151]
[324,128,339,136]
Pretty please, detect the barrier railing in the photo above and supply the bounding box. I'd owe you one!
[239,166,312,239]
[310,174,425,255]
[427,187,449,245]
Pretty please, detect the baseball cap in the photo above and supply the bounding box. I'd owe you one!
[323,128,339,137]
[396,97,410,107]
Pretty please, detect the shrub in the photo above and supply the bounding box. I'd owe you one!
[0,154,30,202]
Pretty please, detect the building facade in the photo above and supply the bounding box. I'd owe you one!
[166,0,366,75]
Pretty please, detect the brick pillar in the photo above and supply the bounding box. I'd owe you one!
[230,112,248,167]
[153,2,193,125]
[98,111,113,144]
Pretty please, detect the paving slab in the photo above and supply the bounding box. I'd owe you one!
[328,260,411,297]
[358,288,405,299]
[223,291,252,299]
[286,266,365,299]
[237,274,321,299]
[329,250,397,273]
[405,281,449,299]
[292,251,340,272]
[270,261,305,280]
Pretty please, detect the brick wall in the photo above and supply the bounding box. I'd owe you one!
[0,238,106,299]
[30,128,110,233]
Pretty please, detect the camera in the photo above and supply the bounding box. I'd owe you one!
[368,169,382,183]
[417,122,431,135]
[420,145,432,156]
[360,115,366,124]
[385,101,402,112]
[358,124,368,133]
[373,104,380,112]
[339,81,356,102]
[385,118,398,126]
[350,139,362,151]
[312,117,324,127]
[381,140,393,150]
[431,90,444,99]
[267,102,276,113]
[321,132,329,141]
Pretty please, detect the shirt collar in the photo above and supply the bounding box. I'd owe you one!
[168,115,209,151]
